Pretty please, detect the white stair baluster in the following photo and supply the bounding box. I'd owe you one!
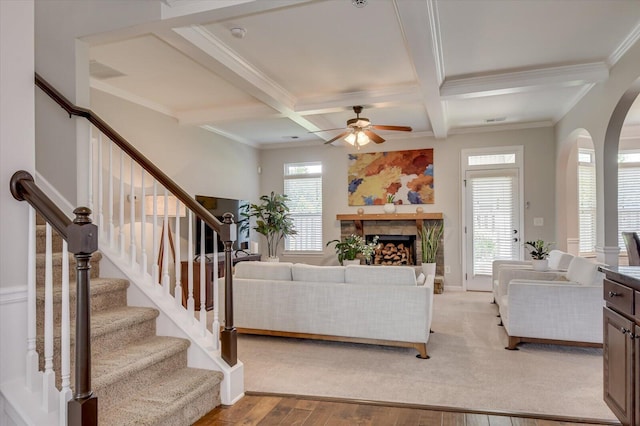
[97,133,104,238]
[59,241,72,425]
[130,158,137,266]
[199,220,206,334]
[25,207,39,392]
[162,189,170,295]
[174,198,183,309]
[88,126,94,213]
[187,211,195,321]
[151,181,159,286]
[140,170,148,276]
[119,150,125,255]
[42,224,56,411]
[212,230,219,347]
[108,143,114,248]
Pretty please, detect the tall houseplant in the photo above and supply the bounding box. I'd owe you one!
[420,221,444,276]
[243,192,296,260]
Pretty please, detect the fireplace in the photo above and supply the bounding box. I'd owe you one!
[367,235,416,265]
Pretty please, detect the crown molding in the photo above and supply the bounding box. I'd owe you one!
[553,83,595,123]
[449,120,553,135]
[441,62,609,100]
[608,22,640,67]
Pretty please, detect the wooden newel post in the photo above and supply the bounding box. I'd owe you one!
[220,213,237,366]
[67,207,99,426]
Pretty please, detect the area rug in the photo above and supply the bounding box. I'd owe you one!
[235,290,616,421]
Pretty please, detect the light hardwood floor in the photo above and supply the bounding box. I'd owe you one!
[195,394,620,425]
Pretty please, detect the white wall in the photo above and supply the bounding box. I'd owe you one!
[0,0,33,388]
[259,126,556,287]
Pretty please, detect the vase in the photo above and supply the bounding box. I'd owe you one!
[422,262,436,277]
[383,203,396,214]
[532,259,548,271]
[343,259,361,266]
[267,256,280,263]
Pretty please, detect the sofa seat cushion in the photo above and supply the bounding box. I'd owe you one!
[292,263,345,283]
[234,261,293,281]
[345,265,417,286]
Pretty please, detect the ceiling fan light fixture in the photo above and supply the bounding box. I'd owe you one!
[344,130,370,149]
[352,0,367,8]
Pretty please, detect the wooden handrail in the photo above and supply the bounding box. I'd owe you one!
[11,170,99,424]
[35,73,238,367]
[34,73,230,241]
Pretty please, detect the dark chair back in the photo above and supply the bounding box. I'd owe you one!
[622,232,640,266]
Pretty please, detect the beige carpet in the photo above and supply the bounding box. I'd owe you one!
[233,290,616,421]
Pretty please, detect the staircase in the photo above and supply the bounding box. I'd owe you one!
[35,220,223,425]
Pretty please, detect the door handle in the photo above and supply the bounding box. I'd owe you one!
[513,238,519,242]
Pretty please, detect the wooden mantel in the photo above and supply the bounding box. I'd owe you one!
[336,213,442,221]
[336,212,443,236]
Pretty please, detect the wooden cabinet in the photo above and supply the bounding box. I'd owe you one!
[180,253,261,311]
[602,267,640,426]
[603,307,635,425]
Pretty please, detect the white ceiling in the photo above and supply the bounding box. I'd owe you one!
[88,0,640,149]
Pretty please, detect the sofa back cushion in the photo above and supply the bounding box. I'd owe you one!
[548,250,574,270]
[292,263,345,283]
[344,265,417,286]
[234,261,293,281]
[566,256,604,286]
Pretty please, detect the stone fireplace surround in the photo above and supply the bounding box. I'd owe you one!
[337,213,444,276]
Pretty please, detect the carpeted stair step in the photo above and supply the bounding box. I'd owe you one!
[91,336,191,415]
[100,367,223,426]
[36,277,129,330]
[35,251,101,286]
[35,224,64,254]
[37,306,159,375]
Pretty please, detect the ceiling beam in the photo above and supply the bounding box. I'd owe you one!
[395,0,448,138]
[441,62,609,100]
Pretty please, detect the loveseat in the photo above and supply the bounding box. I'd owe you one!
[497,256,604,349]
[219,262,434,358]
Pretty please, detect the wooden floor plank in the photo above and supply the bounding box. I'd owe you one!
[196,395,618,426]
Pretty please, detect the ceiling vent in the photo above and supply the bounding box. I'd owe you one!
[485,117,507,123]
[89,60,126,80]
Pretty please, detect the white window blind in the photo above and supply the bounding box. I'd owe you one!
[284,162,323,252]
[471,175,515,275]
[618,157,640,252]
[578,149,596,254]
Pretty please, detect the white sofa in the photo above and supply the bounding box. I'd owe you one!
[498,256,604,349]
[491,249,574,305]
[219,262,434,358]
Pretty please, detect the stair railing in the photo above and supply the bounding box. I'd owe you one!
[34,73,238,367]
[11,170,98,426]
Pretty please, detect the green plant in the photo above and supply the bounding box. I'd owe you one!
[386,194,396,204]
[327,234,379,265]
[242,192,296,258]
[420,221,444,263]
[524,239,554,260]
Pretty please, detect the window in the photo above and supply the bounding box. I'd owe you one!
[618,151,640,252]
[578,149,596,255]
[284,162,323,252]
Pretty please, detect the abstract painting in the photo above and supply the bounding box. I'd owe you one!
[347,149,434,206]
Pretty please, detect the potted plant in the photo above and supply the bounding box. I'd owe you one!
[524,239,554,271]
[327,234,364,265]
[243,191,296,261]
[420,221,443,277]
[383,193,396,214]
[360,235,380,265]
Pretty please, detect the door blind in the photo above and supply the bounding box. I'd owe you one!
[471,175,515,275]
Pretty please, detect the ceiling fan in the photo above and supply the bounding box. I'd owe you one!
[319,106,412,148]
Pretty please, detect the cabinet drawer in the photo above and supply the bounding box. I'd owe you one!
[604,279,634,316]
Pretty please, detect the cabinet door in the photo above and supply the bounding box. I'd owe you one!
[604,307,634,425]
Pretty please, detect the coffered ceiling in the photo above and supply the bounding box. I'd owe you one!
[87,0,640,148]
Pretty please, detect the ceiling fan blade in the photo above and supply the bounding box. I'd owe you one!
[371,125,413,132]
[325,131,350,145]
[364,130,385,144]
[308,127,347,133]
